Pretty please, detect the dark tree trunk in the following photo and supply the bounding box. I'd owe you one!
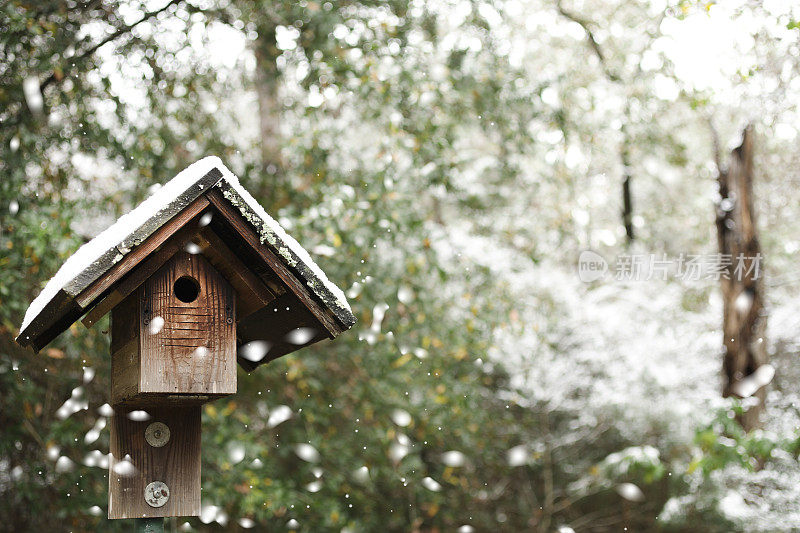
[716,126,768,431]
[254,23,284,208]
[620,116,634,244]
[621,147,634,243]
[555,2,634,242]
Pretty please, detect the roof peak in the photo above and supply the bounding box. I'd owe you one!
[18,157,354,351]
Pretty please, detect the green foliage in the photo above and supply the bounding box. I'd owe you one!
[652,400,800,531]
[691,401,787,476]
[2,0,798,531]
[600,446,666,485]
[0,1,529,530]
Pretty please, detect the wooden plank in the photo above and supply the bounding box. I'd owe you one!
[67,168,223,300]
[111,291,141,405]
[139,251,236,396]
[111,339,141,406]
[81,205,212,328]
[108,405,201,519]
[108,393,223,407]
[205,189,342,337]
[111,290,139,353]
[193,227,277,321]
[23,293,83,352]
[208,182,355,330]
[75,196,211,309]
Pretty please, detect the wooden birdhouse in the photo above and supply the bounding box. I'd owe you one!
[110,250,237,406]
[15,157,356,520]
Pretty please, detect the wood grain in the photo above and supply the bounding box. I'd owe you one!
[76,196,211,308]
[82,206,212,328]
[111,339,141,405]
[193,226,277,321]
[139,251,236,396]
[18,169,224,351]
[108,405,201,519]
[205,189,342,337]
[111,292,141,405]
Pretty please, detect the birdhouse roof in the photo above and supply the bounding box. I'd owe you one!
[17,157,356,354]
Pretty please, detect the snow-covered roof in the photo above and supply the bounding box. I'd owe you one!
[18,156,355,346]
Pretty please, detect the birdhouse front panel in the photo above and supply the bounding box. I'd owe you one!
[110,250,236,405]
[140,251,236,397]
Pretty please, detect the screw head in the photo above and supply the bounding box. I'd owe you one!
[145,422,170,447]
[144,481,170,508]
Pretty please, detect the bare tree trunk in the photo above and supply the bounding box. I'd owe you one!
[621,143,634,243]
[253,23,283,207]
[555,2,635,242]
[556,6,675,248]
[716,126,768,431]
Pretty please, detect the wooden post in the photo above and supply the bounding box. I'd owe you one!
[108,251,236,519]
[134,517,165,533]
[109,406,202,519]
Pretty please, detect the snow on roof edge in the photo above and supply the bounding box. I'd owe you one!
[214,178,354,321]
[19,157,224,337]
[18,156,354,341]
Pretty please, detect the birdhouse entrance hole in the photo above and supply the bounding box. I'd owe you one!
[173,275,200,303]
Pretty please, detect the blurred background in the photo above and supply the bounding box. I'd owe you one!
[1,0,800,531]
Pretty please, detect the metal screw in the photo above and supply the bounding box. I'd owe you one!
[226,317,233,324]
[144,481,169,508]
[145,422,170,447]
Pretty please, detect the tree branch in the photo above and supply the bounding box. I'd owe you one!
[707,115,723,174]
[38,0,184,96]
[555,0,621,82]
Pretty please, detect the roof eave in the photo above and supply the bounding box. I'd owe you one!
[16,167,225,349]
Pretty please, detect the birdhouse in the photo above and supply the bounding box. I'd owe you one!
[109,250,237,406]
[16,157,356,519]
